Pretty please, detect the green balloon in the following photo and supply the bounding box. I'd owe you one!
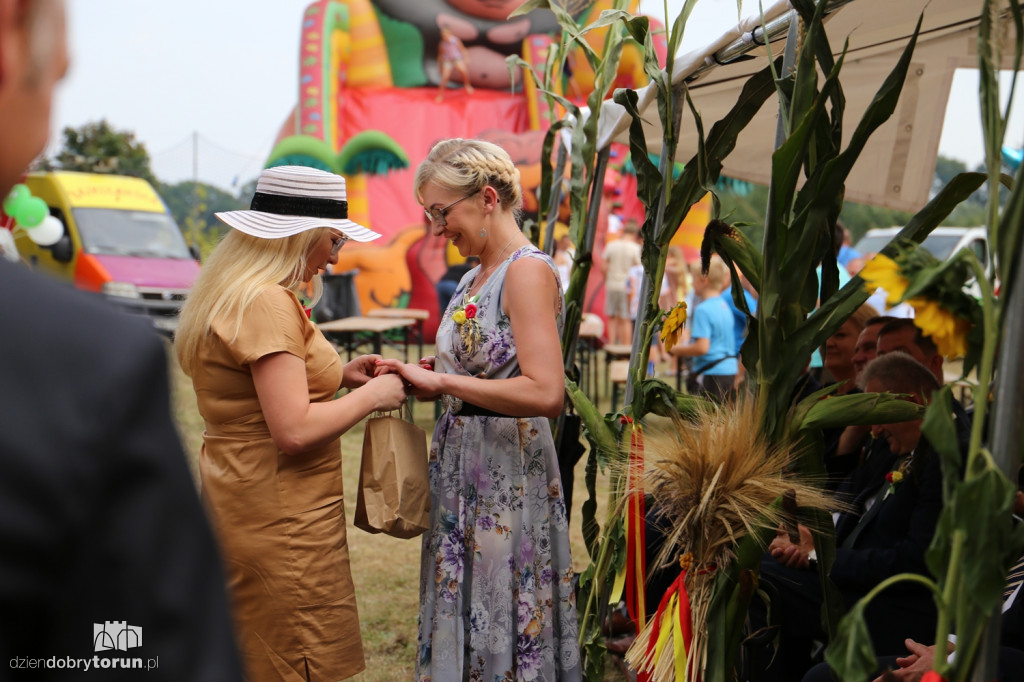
[2,184,29,216]
[18,196,48,228]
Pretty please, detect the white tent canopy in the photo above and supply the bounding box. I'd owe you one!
[596,0,1020,212]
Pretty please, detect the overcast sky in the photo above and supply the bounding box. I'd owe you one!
[51,0,1022,192]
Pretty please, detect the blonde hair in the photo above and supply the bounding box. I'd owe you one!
[175,228,327,376]
[704,255,730,290]
[414,138,523,217]
[846,302,880,334]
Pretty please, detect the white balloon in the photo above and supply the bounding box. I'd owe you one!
[28,215,64,246]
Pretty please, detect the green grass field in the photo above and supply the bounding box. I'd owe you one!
[165,340,634,680]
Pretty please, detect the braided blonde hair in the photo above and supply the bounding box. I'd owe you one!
[414,138,523,218]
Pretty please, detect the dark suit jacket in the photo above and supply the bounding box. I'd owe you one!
[1004,588,1024,649]
[830,390,973,595]
[831,441,944,593]
[0,262,243,680]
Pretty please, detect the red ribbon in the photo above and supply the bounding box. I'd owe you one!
[638,568,695,682]
[624,421,646,633]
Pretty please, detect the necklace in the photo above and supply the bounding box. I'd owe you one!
[469,233,518,295]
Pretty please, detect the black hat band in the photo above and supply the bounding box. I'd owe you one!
[250,192,348,219]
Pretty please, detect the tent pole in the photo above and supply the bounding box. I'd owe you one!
[682,0,858,85]
[562,144,611,376]
[972,249,1024,680]
[543,140,568,256]
[772,15,802,149]
[553,145,611,500]
[622,82,685,408]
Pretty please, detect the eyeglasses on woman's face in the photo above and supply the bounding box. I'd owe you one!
[330,232,347,257]
[424,190,479,228]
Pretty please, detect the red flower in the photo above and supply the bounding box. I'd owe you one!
[885,472,894,483]
[921,671,945,682]
[464,302,478,320]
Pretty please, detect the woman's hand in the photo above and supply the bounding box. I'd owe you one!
[253,351,405,455]
[363,373,408,413]
[376,358,445,401]
[341,354,382,389]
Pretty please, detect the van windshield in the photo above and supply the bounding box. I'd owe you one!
[855,233,963,261]
[73,208,193,259]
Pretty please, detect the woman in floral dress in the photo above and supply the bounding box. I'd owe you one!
[379,138,581,680]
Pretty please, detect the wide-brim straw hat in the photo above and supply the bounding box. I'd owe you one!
[215,165,381,242]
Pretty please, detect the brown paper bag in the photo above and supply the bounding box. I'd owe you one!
[354,408,430,539]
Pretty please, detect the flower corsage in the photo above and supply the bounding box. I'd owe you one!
[883,454,913,499]
[451,293,482,354]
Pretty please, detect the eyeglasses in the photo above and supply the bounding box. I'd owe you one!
[330,233,347,257]
[424,190,478,228]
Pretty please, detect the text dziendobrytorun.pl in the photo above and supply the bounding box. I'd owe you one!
[9,655,159,671]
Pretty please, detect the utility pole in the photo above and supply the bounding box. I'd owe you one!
[188,132,201,257]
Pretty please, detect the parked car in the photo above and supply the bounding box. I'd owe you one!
[855,225,990,298]
[855,225,989,265]
[7,171,200,334]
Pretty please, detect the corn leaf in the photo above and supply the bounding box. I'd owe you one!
[824,602,878,682]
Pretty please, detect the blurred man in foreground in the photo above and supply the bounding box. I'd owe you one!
[0,1,243,678]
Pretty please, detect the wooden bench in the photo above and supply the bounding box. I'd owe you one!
[318,316,416,362]
[576,313,604,399]
[609,360,631,412]
[604,344,633,398]
[367,307,430,361]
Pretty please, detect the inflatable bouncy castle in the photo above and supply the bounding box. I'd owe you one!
[265,0,709,339]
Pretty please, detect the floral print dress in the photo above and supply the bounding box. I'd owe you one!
[417,245,582,681]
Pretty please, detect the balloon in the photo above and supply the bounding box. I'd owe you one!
[17,196,48,228]
[2,184,29,216]
[27,215,64,246]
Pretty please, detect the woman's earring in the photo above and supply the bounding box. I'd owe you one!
[479,228,487,238]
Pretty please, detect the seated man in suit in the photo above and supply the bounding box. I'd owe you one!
[748,352,947,682]
[800,465,1024,682]
[830,316,972,491]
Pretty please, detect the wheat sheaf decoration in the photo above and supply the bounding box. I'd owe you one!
[624,399,836,682]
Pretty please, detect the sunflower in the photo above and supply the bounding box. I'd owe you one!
[908,297,971,359]
[859,254,909,305]
[659,302,688,352]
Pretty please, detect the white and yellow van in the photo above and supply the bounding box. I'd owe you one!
[10,171,199,333]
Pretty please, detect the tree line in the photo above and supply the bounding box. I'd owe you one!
[36,120,254,259]
[36,119,994,258]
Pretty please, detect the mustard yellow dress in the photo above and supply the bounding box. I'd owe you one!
[192,285,363,681]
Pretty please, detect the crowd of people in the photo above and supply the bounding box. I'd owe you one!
[2,3,1019,682]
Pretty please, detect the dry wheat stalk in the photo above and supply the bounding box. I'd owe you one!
[623,400,839,681]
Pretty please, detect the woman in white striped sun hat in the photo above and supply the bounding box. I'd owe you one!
[214,164,380,242]
[175,164,406,681]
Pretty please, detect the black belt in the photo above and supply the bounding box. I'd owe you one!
[458,401,516,418]
[441,394,516,418]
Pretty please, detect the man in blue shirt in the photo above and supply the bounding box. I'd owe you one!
[670,256,738,401]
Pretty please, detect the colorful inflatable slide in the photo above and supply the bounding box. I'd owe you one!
[267,0,711,339]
